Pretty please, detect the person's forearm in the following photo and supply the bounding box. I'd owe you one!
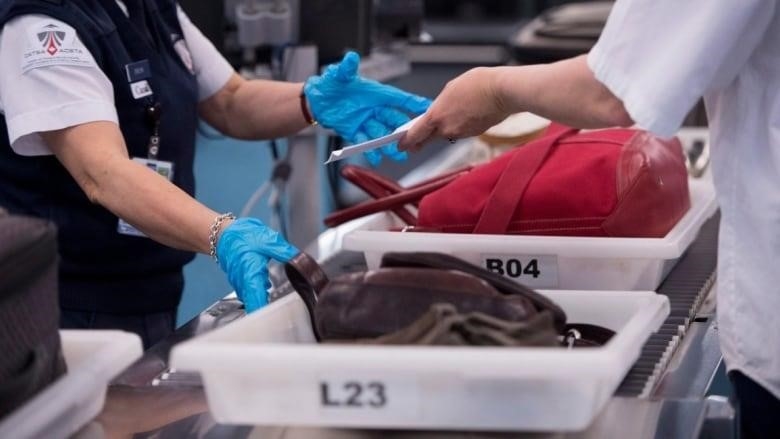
[43,122,225,255]
[493,55,632,129]
[201,74,310,140]
[93,158,220,254]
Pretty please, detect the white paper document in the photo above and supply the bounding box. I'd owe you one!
[324,115,422,164]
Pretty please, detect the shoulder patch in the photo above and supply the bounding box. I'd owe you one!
[22,20,95,74]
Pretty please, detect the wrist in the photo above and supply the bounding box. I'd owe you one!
[209,212,236,263]
[488,67,514,114]
[299,85,318,126]
[217,217,235,239]
[491,66,520,116]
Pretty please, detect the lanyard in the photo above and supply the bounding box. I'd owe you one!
[124,59,160,159]
[145,102,161,160]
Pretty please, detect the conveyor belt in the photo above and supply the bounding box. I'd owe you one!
[615,212,719,397]
[156,218,720,394]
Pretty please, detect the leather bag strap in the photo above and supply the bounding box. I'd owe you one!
[473,124,579,234]
[324,166,472,228]
[285,252,329,341]
[340,166,417,225]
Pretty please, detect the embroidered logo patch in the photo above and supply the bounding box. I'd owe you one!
[39,25,64,55]
[22,22,94,73]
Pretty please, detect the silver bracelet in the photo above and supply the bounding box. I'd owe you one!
[209,212,236,263]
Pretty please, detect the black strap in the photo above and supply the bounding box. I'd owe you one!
[563,323,616,347]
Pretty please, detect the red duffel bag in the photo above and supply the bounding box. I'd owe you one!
[416,124,691,237]
[325,124,690,238]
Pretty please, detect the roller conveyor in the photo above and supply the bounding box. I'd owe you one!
[616,212,719,398]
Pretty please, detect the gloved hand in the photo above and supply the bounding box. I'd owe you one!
[216,218,299,313]
[304,51,432,166]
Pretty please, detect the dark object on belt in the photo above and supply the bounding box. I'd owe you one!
[510,1,612,64]
[562,323,616,348]
[285,251,614,347]
[0,209,67,418]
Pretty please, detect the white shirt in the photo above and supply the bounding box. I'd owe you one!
[589,0,780,398]
[0,3,234,156]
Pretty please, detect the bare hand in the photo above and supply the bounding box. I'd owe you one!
[398,67,511,152]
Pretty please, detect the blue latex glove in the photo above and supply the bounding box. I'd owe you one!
[216,218,299,313]
[304,51,432,166]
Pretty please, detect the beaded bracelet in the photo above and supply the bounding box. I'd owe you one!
[209,212,236,263]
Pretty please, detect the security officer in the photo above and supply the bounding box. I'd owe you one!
[401,1,779,436]
[0,0,430,349]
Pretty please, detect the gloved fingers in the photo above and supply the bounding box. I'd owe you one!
[381,142,408,162]
[363,149,382,167]
[351,130,369,144]
[219,218,299,264]
[215,218,299,313]
[379,87,432,115]
[362,119,408,164]
[353,126,386,167]
[363,118,392,139]
[374,107,410,131]
[353,129,382,166]
[334,51,360,83]
[400,94,433,115]
[255,237,300,263]
[370,109,413,160]
[229,254,270,313]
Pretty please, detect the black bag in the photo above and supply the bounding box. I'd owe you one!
[0,209,66,418]
[510,1,613,63]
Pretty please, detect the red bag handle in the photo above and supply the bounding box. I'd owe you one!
[324,166,472,228]
[473,124,579,234]
[340,166,418,225]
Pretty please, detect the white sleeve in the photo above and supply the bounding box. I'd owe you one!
[176,6,234,101]
[588,0,775,137]
[0,15,117,156]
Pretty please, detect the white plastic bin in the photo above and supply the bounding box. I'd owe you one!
[171,290,669,432]
[0,330,143,439]
[342,178,717,291]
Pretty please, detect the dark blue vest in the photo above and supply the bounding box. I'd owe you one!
[0,0,199,313]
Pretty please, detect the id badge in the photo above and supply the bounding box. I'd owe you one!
[117,158,175,238]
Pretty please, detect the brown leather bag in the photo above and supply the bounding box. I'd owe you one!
[285,252,566,343]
